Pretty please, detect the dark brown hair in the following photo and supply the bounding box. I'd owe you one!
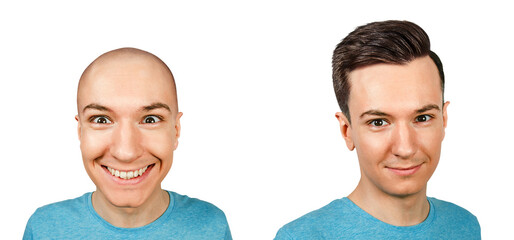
[332,20,444,122]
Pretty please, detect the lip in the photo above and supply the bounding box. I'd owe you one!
[102,163,155,185]
[386,164,422,176]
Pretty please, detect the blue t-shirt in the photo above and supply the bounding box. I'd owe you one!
[23,191,232,240]
[275,197,480,240]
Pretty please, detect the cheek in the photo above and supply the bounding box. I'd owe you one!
[354,130,390,166]
[417,127,444,159]
[140,127,176,160]
[80,129,111,162]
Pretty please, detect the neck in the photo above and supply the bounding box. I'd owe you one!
[348,179,430,226]
[92,188,169,228]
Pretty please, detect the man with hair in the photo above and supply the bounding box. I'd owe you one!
[23,48,232,239]
[275,20,480,239]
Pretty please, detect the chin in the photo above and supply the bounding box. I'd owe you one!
[102,188,149,208]
[384,181,427,198]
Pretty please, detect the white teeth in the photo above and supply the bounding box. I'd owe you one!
[106,165,150,180]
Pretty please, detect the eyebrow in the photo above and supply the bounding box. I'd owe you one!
[359,104,441,119]
[415,104,440,113]
[359,110,390,119]
[141,102,171,112]
[82,102,171,113]
[83,103,111,113]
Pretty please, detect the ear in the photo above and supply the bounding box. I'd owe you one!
[335,112,355,151]
[442,101,450,128]
[75,115,81,139]
[441,101,450,140]
[173,112,183,150]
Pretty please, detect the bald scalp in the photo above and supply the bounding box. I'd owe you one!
[77,47,178,113]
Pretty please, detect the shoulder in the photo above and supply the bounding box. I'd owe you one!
[275,198,353,239]
[166,191,231,239]
[429,197,480,233]
[28,193,90,223]
[170,191,225,215]
[168,191,229,224]
[24,193,91,239]
[429,197,479,222]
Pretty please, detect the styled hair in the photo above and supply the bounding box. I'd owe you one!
[332,20,444,122]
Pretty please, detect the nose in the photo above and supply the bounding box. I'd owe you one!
[391,122,417,159]
[110,121,143,162]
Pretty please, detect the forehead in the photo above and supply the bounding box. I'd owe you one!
[348,56,442,115]
[77,56,176,113]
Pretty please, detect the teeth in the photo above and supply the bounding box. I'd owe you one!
[106,165,150,180]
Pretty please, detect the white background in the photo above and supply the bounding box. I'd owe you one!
[1,1,513,239]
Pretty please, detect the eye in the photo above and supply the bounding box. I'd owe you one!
[90,116,112,124]
[415,114,433,122]
[142,115,162,124]
[369,119,389,127]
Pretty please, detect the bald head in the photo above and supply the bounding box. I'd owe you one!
[77,47,178,115]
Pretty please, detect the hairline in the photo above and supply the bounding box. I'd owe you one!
[345,54,444,124]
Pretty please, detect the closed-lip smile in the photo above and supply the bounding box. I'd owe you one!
[386,164,422,176]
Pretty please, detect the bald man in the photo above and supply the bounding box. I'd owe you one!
[23,48,232,239]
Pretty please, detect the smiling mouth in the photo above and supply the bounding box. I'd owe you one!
[103,164,155,180]
[386,164,422,176]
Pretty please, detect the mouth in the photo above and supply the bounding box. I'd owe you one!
[386,164,422,176]
[102,164,155,180]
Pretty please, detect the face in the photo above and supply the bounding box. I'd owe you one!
[76,56,181,208]
[336,56,448,198]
